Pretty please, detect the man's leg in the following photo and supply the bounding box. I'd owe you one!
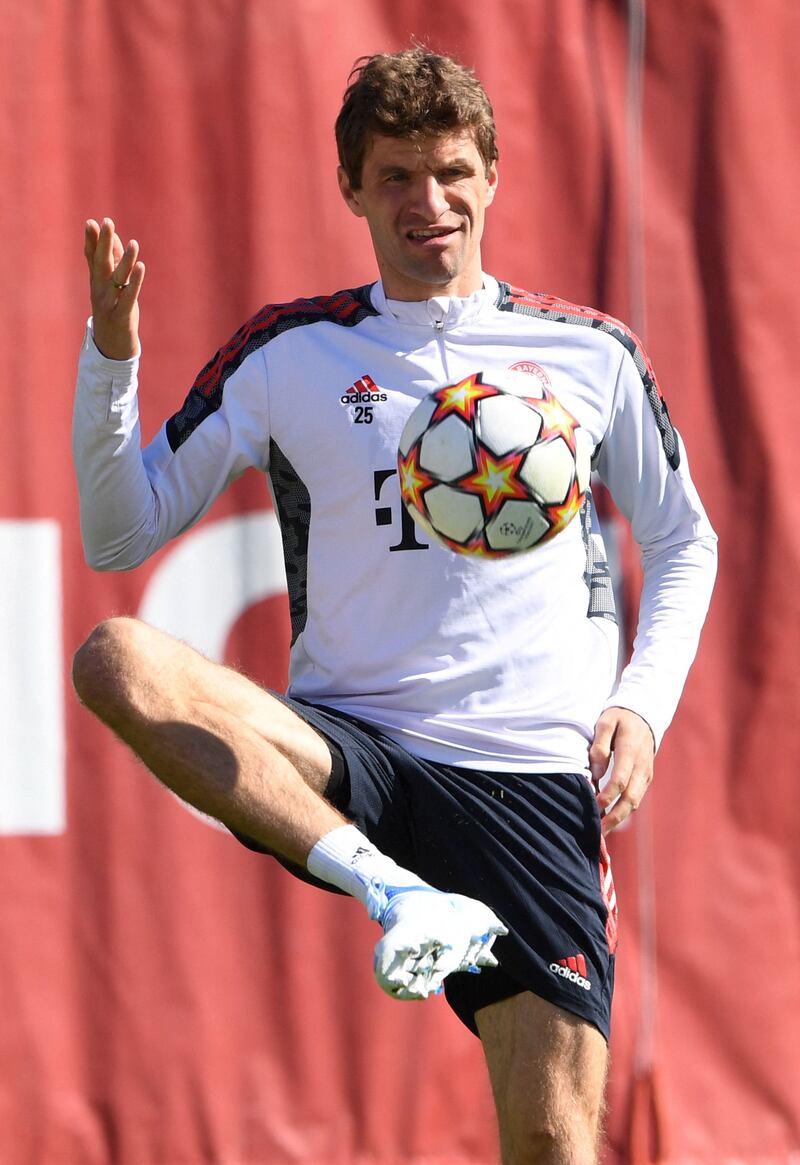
[72,616,506,996]
[476,992,608,1165]
[72,616,343,862]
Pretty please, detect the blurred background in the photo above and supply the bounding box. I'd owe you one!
[1,1,799,1162]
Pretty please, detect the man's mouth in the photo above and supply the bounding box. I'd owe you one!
[407,226,457,240]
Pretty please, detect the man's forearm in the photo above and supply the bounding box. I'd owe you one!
[73,325,162,570]
[605,532,718,748]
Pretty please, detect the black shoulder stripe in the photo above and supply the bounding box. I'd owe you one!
[165,285,379,452]
[496,281,680,470]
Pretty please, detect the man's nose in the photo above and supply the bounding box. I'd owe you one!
[410,175,450,218]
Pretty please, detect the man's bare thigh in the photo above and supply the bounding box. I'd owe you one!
[476,990,608,1164]
[81,616,334,794]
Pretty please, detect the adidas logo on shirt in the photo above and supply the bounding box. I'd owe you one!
[340,373,387,405]
[549,954,592,991]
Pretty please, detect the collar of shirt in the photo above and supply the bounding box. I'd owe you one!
[370,274,500,329]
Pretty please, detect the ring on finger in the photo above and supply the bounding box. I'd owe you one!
[112,278,129,290]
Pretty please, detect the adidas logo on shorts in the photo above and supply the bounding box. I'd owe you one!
[549,954,592,991]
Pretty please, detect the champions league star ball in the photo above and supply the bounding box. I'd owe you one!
[397,372,591,557]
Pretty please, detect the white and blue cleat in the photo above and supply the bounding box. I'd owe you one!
[367,881,508,1001]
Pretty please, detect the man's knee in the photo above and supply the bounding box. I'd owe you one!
[501,1114,599,1165]
[72,616,155,716]
[496,1075,603,1163]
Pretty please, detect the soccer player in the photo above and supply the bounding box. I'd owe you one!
[72,49,717,1165]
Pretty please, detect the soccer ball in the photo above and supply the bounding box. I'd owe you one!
[397,371,591,557]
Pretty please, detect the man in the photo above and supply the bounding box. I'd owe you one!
[72,48,717,1165]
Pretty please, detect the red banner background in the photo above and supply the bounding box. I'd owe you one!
[1,2,799,1162]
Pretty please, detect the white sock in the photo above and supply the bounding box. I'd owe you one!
[306,824,429,911]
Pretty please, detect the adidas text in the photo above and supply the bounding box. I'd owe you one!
[549,962,592,990]
[341,373,386,406]
[341,391,387,405]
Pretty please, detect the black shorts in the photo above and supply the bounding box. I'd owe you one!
[233,699,617,1040]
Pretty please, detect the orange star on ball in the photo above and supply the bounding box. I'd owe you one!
[459,445,529,516]
[431,373,500,423]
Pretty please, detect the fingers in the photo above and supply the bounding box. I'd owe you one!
[588,717,614,787]
[86,218,142,289]
[113,231,145,295]
[83,219,100,267]
[591,707,655,834]
[83,217,145,361]
[119,257,146,298]
[84,217,119,276]
[598,761,649,833]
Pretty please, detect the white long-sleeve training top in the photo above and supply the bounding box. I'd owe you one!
[73,274,717,774]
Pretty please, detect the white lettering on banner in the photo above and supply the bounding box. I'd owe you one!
[0,520,65,835]
[137,511,287,829]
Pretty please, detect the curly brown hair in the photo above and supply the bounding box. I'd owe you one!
[335,48,499,189]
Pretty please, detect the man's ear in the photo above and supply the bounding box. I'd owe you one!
[484,161,499,206]
[338,166,366,218]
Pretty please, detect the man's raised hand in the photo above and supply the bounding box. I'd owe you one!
[84,218,145,360]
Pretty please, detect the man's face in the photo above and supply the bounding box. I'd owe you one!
[338,130,498,301]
